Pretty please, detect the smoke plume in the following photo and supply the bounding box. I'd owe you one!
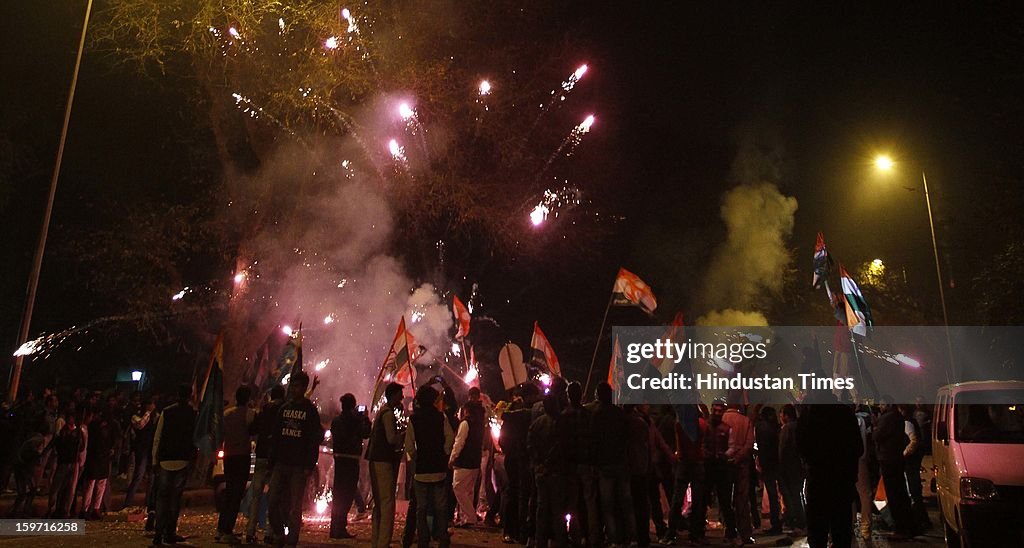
[698,182,797,325]
[229,140,452,406]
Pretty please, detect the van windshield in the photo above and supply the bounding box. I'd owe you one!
[955,390,1024,443]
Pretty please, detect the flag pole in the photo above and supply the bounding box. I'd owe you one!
[460,339,471,372]
[584,293,615,399]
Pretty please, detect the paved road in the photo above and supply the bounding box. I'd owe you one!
[0,502,947,547]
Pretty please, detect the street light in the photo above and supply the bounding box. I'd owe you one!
[873,155,955,381]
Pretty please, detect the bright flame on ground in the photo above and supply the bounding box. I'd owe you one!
[324,36,339,50]
[479,80,491,95]
[489,416,501,442]
[530,204,549,226]
[398,103,415,120]
[463,366,479,385]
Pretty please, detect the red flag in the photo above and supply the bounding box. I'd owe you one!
[612,267,658,315]
[608,335,624,396]
[453,295,472,339]
[530,321,562,377]
[651,312,685,377]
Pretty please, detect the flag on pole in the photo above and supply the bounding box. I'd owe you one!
[651,312,685,377]
[840,264,873,337]
[371,317,417,409]
[264,329,302,394]
[612,268,658,315]
[812,231,833,290]
[608,335,624,397]
[194,332,225,456]
[453,295,472,340]
[530,322,561,377]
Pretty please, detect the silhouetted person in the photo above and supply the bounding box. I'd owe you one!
[797,391,862,548]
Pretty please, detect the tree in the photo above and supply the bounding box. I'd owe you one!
[87,0,609,388]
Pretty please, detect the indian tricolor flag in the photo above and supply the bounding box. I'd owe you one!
[372,317,417,409]
[530,321,561,377]
[612,267,657,315]
[453,295,472,340]
[840,265,873,337]
[812,231,833,290]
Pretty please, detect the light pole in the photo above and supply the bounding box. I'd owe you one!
[874,155,955,382]
[9,0,94,402]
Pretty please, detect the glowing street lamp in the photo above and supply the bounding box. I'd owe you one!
[873,154,954,379]
[874,155,893,171]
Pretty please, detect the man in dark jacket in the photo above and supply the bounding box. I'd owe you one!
[778,404,806,532]
[367,382,406,548]
[797,391,862,548]
[529,394,569,548]
[626,405,654,547]
[755,406,783,534]
[331,393,371,539]
[404,385,454,548]
[499,384,541,544]
[268,372,324,547]
[874,396,916,540]
[590,382,635,546]
[246,385,285,544]
[151,385,197,546]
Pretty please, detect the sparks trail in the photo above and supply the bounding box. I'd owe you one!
[231,92,306,145]
[524,185,584,227]
[530,64,589,132]
[13,309,211,360]
[539,114,595,176]
[397,102,430,158]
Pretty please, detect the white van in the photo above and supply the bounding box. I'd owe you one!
[932,381,1024,547]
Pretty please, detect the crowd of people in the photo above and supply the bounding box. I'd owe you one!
[353,375,934,548]
[0,370,934,548]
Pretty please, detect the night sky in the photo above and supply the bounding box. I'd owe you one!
[3,2,1023,389]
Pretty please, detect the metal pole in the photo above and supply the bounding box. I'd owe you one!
[9,0,94,402]
[583,293,614,399]
[922,171,955,384]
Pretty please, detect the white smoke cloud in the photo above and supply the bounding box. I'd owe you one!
[696,308,769,327]
[228,140,451,407]
[700,182,797,324]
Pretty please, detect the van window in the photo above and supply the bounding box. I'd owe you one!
[954,390,1024,443]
